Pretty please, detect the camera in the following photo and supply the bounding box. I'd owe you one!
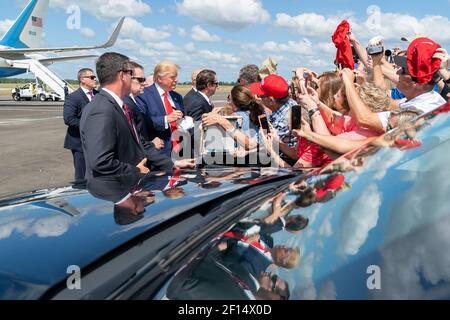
[385,49,394,63]
[367,44,384,55]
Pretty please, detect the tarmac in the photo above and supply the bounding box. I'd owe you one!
[0,92,229,200]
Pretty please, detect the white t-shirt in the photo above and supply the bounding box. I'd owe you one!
[377,90,446,130]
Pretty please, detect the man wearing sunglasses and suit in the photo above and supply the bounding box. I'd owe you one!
[123,61,164,151]
[63,68,99,184]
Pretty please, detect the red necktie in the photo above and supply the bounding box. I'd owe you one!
[87,91,94,100]
[122,103,139,142]
[224,231,270,253]
[169,168,182,188]
[163,92,180,152]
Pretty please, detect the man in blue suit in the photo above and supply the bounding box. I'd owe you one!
[137,61,185,157]
[63,68,98,183]
[185,69,218,122]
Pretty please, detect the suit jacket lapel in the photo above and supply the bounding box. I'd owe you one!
[150,85,166,116]
[78,87,90,105]
[101,90,141,146]
[170,92,182,112]
[196,91,212,112]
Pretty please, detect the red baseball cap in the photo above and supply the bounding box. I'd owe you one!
[250,74,289,99]
[406,37,442,84]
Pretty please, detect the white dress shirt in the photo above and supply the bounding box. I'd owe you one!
[81,86,94,102]
[377,90,446,130]
[155,83,177,129]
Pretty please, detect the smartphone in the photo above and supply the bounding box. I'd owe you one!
[303,72,310,89]
[258,114,271,133]
[291,105,302,130]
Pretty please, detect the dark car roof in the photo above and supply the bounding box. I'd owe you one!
[161,102,450,300]
[2,102,450,300]
[0,167,295,299]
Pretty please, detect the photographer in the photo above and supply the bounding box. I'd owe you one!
[343,37,447,133]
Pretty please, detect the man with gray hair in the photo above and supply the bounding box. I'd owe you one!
[63,67,98,183]
[80,53,194,179]
[238,64,261,87]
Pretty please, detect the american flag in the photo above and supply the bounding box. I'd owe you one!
[31,16,43,28]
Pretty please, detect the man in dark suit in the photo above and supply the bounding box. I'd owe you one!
[63,68,98,182]
[183,68,202,107]
[136,61,185,156]
[80,52,195,180]
[185,69,218,122]
[123,61,164,150]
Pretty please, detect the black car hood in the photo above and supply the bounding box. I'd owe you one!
[0,167,295,299]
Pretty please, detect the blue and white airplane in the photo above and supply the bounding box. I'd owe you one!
[0,0,124,78]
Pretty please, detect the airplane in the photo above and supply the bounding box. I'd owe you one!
[0,0,124,78]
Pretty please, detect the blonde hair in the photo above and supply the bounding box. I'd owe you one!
[153,61,180,83]
[356,83,391,112]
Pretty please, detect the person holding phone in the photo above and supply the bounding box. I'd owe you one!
[202,85,264,151]
[250,74,298,165]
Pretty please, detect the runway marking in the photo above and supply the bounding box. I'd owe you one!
[0,116,62,125]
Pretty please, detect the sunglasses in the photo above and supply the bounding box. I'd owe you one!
[270,273,290,300]
[132,77,146,84]
[83,75,97,80]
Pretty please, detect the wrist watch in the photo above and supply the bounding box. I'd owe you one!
[308,107,319,119]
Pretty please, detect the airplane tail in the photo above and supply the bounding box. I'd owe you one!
[0,0,49,49]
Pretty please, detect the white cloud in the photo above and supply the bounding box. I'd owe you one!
[306,58,333,69]
[318,281,337,300]
[275,13,343,37]
[293,252,317,299]
[80,27,96,38]
[191,25,221,42]
[197,49,240,64]
[275,9,450,44]
[0,217,32,240]
[177,0,270,30]
[50,0,151,19]
[315,42,336,54]
[24,215,73,238]
[338,184,381,256]
[147,41,179,51]
[376,216,450,299]
[184,42,196,52]
[318,213,333,237]
[116,38,138,49]
[0,19,14,39]
[262,39,313,55]
[120,17,170,42]
[177,27,187,37]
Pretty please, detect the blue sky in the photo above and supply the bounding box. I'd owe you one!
[1,0,450,81]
